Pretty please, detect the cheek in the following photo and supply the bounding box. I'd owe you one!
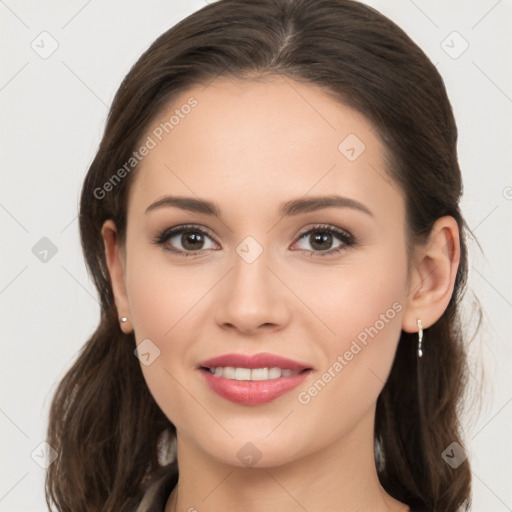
[290,248,408,410]
[292,249,408,354]
[126,246,215,430]
[125,247,206,341]
[292,250,408,429]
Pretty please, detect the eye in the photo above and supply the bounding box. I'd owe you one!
[291,224,355,256]
[153,224,219,257]
[153,223,355,258]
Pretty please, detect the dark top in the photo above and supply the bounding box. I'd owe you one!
[135,465,178,512]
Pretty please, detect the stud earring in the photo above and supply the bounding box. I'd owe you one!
[417,318,423,358]
[120,317,128,324]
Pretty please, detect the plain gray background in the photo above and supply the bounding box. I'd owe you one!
[1,1,511,510]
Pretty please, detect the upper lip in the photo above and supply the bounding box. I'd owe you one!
[198,352,312,372]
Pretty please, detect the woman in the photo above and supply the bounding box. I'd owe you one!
[45,0,474,510]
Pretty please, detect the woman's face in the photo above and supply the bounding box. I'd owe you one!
[115,77,413,467]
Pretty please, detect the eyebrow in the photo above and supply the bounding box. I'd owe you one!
[145,194,373,218]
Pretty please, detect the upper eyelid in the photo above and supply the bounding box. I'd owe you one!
[295,224,352,238]
[160,224,218,240]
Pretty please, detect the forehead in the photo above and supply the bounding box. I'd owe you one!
[128,77,401,222]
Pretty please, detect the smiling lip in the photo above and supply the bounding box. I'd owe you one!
[197,352,313,406]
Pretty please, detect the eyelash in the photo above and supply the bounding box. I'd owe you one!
[152,223,356,258]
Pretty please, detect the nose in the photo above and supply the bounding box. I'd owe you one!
[214,246,291,336]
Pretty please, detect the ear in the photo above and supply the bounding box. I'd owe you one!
[101,219,133,334]
[402,216,461,334]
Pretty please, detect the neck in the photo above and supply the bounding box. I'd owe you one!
[165,408,407,512]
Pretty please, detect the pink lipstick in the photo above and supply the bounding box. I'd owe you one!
[197,352,313,405]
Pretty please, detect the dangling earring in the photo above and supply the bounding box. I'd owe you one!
[417,318,423,358]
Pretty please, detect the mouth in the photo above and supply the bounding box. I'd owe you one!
[203,366,305,380]
[197,353,313,405]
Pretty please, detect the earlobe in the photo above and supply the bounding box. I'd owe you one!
[101,220,133,333]
[402,216,460,334]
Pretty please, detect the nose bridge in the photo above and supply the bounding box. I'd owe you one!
[215,235,290,333]
[232,239,271,292]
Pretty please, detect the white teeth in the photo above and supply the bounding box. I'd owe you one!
[234,367,251,381]
[251,368,269,381]
[222,366,236,379]
[268,367,282,379]
[209,366,301,380]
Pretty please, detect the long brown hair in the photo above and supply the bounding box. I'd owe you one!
[46,1,475,510]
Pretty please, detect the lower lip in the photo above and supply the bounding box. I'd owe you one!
[200,369,312,405]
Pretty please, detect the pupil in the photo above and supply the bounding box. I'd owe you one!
[182,231,204,250]
[310,232,332,250]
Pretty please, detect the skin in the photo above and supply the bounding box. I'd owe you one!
[102,77,460,512]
